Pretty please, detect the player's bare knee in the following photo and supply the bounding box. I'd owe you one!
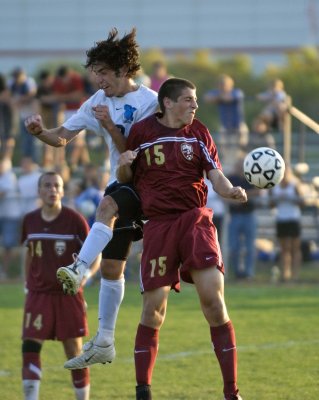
[141,302,166,329]
[100,259,125,280]
[202,298,228,326]
[141,310,164,329]
[95,196,118,224]
[154,310,166,328]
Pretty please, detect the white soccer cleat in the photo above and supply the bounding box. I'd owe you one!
[56,254,87,295]
[64,337,116,369]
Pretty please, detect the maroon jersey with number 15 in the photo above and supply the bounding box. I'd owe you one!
[127,113,222,219]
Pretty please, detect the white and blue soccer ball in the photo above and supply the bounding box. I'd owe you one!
[243,147,285,189]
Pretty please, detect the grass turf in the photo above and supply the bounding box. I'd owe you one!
[0,264,319,399]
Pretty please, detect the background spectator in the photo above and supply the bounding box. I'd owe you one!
[36,69,65,168]
[0,73,15,161]
[83,69,110,171]
[17,157,42,217]
[247,117,276,151]
[83,68,99,97]
[52,65,90,170]
[134,67,151,88]
[205,176,226,247]
[74,164,104,227]
[269,165,305,282]
[256,78,288,131]
[203,74,248,167]
[149,60,171,92]
[9,67,40,162]
[0,158,21,280]
[226,156,261,280]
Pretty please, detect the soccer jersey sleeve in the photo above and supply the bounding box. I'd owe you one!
[197,124,222,174]
[136,96,158,121]
[133,86,158,122]
[63,101,99,132]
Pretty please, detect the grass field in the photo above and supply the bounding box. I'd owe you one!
[1,263,319,400]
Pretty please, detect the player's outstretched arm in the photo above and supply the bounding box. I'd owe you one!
[116,150,136,183]
[207,168,247,203]
[24,114,81,147]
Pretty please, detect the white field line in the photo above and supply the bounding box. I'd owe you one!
[1,338,318,375]
[156,338,319,361]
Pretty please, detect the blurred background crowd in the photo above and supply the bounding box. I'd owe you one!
[0,57,319,285]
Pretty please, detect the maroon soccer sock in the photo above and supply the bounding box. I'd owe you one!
[210,320,238,397]
[71,368,90,388]
[134,323,159,385]
[22,352,41,380]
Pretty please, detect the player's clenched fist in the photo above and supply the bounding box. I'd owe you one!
[230,186,248,203]
[116,150,137,183]
[118,150,137,167]
[24,114,44,136]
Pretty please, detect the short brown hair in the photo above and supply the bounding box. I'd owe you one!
[38,171,62,188]
[158,78,196,114]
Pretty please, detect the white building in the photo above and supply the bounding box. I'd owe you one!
[1,0,318,74]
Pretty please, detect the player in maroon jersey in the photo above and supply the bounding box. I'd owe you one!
[21,172,100,400]
[117,78,247,400]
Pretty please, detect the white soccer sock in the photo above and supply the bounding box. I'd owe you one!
[95,277,125,346]
[78,222,113,267]
[74,385,90,400]
[23,379,40,400]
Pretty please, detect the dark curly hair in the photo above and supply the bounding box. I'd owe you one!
[85,28,140,78]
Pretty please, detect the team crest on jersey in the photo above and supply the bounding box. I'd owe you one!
[123,104,137,123]
[181,143,194,160]
[55,240,66,256]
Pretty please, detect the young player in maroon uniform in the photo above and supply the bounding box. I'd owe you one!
[117,78,247,400]
[21,172,100,400]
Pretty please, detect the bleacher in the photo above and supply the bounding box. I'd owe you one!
[221,123,319,263]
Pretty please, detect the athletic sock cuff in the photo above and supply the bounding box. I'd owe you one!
[100,277,125,288]
[210,320,233,338]
[92,221,113,236]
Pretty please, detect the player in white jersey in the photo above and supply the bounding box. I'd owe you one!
[25,28,158,369]
[64,84,157,184]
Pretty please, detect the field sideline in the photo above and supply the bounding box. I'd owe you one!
[0,274,318,399]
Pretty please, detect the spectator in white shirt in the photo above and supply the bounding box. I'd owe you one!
[0,158,21,279]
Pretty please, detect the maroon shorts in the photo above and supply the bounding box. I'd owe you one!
[140,207,224,292]
[22,291,88,341]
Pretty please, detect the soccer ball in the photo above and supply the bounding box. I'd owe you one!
[243,147,285,189]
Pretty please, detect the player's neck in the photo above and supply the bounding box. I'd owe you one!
[41,205,62,221]
[116,79,139,97]
[156,114,187,129]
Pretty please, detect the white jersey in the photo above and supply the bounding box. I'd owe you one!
[204,177,225,216]
[271,182,301,221]
[0,170,21,219]
[63,84,158,183]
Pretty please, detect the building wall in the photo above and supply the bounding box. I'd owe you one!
[0,0,318,73]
